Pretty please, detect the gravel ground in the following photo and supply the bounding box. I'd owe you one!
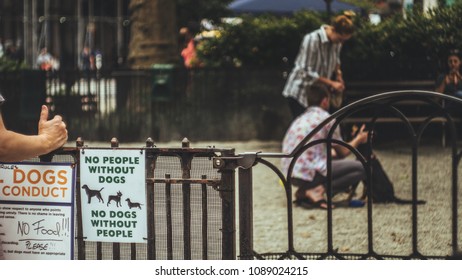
[85,139,461,258]
[185,140,460,258]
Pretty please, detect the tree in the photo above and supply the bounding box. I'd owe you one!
[127,0,178,68]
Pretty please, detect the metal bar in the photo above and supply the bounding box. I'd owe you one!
[75,138,86,260]
[146,139,156,260]
[149,178,221,185]
[96,242,102,260]
[31,0,38,66]
[77,0,83,67]
[411,140,419,256]
[111,138,120,260]
[450,120,460,254]
[180,146,192,260]
[201,175,208,260]
[366,156,374,255]
[238,168,253,260]
[24,0,33,66]
[117,0,123,66]
[453,150,461,254]
[44,0,50,49]
[112,241,120,260]
[220,167,236,260]
[165,174,173,260]
[256,158,295,254]
[326,140,334,254]
[131,243,136,260]
[182,182,191,259]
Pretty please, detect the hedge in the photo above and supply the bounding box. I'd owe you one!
[198,3,462,80]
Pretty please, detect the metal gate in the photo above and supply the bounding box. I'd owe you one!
[32,91,462,260]
[37,137,236,260]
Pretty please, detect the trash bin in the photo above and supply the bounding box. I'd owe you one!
[152,64,174,101]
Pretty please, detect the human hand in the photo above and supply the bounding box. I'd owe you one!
[355,124,369,144]
[38,105,68,152]
[330,80,345,93]
[445,72,460,85]
[452,71,462,84]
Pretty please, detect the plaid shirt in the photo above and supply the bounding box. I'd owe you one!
[282,106,342,181]
[282,25,342,108]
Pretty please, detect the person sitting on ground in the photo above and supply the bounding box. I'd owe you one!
[281,83,369,209]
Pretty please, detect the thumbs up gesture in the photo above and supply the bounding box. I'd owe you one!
[38,105,68,152]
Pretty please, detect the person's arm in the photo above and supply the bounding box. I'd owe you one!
[310,41,344,93]
[316,76,345,93]
[307,58,344,93]
[333,124,368,158]
[0,105,68,162]
[435,74,448,94]
[335,64,344,84]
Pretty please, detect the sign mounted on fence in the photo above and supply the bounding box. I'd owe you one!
[80,149,147,243]
[0,162,76,260]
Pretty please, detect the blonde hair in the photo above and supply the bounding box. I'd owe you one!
[332,15,354,35]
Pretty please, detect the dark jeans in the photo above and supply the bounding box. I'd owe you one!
[292,159,366,193]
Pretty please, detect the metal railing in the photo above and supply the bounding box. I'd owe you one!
[30,91,462,259]
[231,91,462,260]
[38,137,236,260]
[26,90,462,260]
[42,68,290,142]
[0,68,447,144]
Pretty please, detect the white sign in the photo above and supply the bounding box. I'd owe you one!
[0,162,75,260]
[80,149,147,243]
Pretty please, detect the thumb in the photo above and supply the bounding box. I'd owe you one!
[39,105,49,123]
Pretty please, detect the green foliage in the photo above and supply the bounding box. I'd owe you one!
[197,11,323,67]
[342,0,375,10]
[0,56,27,71]
[197,4,462,79]
[342,3,462,79]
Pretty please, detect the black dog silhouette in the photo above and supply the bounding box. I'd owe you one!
[107,191,123,207]
[125,198,142,209]
[81,184,104,204]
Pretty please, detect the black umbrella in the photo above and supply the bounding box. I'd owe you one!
[229,0,359,15]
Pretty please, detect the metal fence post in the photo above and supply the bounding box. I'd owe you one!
[145,137,156,260]
[238,167,254,260]
[75,137,86,260]
[111,137,121,260]
[215,152,237,260]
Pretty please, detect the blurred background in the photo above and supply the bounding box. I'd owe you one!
[0,0,460,142]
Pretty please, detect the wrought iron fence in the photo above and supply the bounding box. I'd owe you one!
[231,91,462,260]
[23,90,462,260]
[43,67,290,142]
[35,137,236,260]
[0,68,446,144]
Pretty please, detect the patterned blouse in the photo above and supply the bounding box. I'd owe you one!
[282,106,342,181]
